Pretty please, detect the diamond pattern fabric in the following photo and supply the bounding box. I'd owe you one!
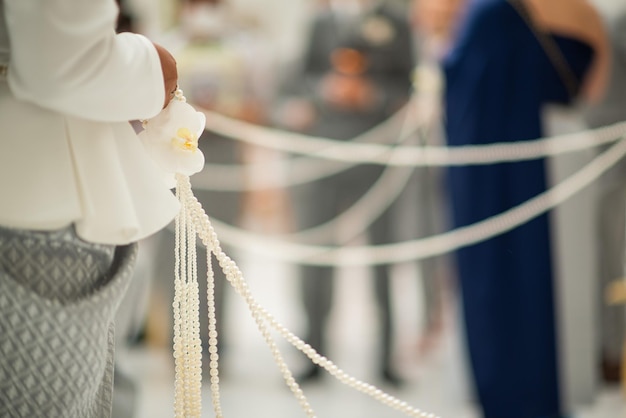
[0,226,137,418]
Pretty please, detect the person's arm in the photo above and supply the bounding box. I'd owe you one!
[4,0,170,122]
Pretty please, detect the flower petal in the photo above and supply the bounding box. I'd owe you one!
[139,96,206,177]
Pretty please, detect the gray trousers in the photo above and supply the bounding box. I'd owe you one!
[0,225,136,418]
[296,164,397,371]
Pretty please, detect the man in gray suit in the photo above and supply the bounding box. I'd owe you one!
[283,0,415,385]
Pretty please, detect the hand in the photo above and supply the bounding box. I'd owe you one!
[152,42,178,108]
[320,73,378,111]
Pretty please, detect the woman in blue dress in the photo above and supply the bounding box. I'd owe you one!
[442,0,609,416]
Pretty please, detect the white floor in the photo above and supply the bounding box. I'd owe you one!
[120,253,626,418]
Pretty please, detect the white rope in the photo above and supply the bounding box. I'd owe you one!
[172,98,438,253]
[279,95,436,244]
[186,97,439,246]
[204,134,626,266]
[201,107,626,167]
[192,95,430,191]
[183,136,422,247]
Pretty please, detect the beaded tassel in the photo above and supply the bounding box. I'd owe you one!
[173,173,440,418]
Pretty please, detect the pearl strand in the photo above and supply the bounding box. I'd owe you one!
[172,188,185,418]
[205,226,224,417]
[178,174,315,417]
[185,210,203,416]
[173,188,203,418]
[175,174,441,418]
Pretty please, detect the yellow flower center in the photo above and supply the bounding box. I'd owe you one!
[172,127,198,152]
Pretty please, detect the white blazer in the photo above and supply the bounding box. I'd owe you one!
[0,0,180,245]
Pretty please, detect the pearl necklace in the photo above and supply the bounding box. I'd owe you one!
[173,173,440,418]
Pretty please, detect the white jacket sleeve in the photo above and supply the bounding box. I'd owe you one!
[4,0,165,122]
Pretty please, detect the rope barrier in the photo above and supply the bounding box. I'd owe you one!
[191,95,432,191]
[200,107,626,167]
[205,133,626,266]
[187,94,626,267]
[270,96,436,244]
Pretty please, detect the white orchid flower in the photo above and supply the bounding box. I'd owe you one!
[139,96,206,188]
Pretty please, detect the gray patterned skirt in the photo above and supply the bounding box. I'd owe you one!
[0,226,137,418]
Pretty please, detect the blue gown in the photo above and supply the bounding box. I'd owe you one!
[442,1,594,417]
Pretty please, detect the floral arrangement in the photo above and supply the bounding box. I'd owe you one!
[139,90,206,188]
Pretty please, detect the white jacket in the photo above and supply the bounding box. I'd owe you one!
[0,0,180,244]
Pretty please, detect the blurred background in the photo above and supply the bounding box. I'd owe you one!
[112,0,626,417]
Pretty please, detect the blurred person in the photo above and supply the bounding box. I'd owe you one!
[0,0,179,417]
[150,0,280,372]
[442,0,609,417]
[279,0,415,386]
[407,0,467,354]
[583,0,626,385]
